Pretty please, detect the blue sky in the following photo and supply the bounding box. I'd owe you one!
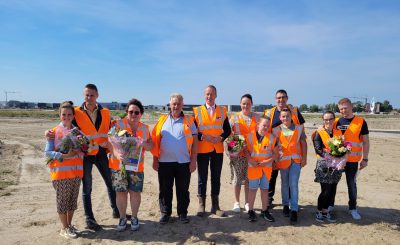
[1,0,399,107]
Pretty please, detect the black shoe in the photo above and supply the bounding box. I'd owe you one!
[290,211,298,224]
[112,209,120,219]
[248,210,257,222]
[283,206,290,217]
[261,210,275,222]
[179,214,190,224]
[159,214,170,224]
[85,218,101,231]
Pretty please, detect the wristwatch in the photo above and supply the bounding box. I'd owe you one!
[362,158,368,162]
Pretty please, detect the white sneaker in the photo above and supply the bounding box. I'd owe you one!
[59,227,77,239]
[244,203,250,212]
[131,217,140,231]
[350,209,361,220]
[232,202,241,213]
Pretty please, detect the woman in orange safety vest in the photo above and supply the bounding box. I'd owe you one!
[44,101,83,239]
[228,94,259,214]
[108,98,153,232]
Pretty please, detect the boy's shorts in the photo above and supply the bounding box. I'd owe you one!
[248,173,269,190]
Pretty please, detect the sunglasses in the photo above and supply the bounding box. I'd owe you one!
[276,96,287,100]
[128,110,140,115]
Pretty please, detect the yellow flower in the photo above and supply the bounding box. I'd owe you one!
[117,129,128,136]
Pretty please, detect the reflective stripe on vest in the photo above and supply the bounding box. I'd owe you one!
[311,128,342,158]
[150,114,194,158]
[246,131,275,180]
[109,118,149,172]
[49,125,84,180]
[194,105,226,154]
[74,107,110,155]
[50,165,84,172]
[265,105,300,132]
[196,106,225,131]
[335,116,364,162]
[274,124,303,169]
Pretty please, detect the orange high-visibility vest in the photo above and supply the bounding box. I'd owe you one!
[311,129,343,158]
[264,105,300,132]
[108,118,150,172]
[74,106,110,155]
[193,105,227,154]
[273,124,304,169]
[246,131,276,180]
[230,112,257,157]
[334,116,364,162]
[49,125,83,180]
[151,114,194,158]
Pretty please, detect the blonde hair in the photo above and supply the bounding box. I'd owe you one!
[338,98,352,105]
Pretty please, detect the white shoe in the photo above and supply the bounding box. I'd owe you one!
[232,202,241,213]
[59,227,77,239]
[350,209,361,220]
[244,203,250,212]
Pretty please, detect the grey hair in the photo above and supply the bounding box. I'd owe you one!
[170,93,184,102]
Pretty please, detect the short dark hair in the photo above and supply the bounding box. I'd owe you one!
[206,85,217,94]
[59,101,74,115]
[323,110,335,119]
[275,89,288,96]
[240,94,253,104]
[126,98,144,114]
[85,84,98,92]
[281,108,292,115]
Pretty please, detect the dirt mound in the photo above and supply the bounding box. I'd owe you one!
[0,140,23,195]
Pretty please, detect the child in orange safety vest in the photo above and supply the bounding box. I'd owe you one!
[245,116,277,223]
[44,101,83,239]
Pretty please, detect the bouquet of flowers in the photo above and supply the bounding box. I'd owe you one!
[225,134,246,158]
[46,127,92,165]
[108,125,143,177]
[324,135,352,170]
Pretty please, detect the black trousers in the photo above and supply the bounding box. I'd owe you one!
[197,150,224,197]
[268,169,279,203]
[345,162,359,210]
[318,183,338,210]
[158,162,191,216]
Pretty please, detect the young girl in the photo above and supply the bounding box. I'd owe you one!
[44,101,83,239]
[245,116,276,222]
[273,109,307,224]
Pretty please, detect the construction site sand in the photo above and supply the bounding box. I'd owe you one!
[0,117,399,244]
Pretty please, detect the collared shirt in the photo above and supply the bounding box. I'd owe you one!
[205,103,216,116]
[83,103,98,125]
[159,114,198,164]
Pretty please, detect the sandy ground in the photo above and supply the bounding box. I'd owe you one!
[0,117,399,245]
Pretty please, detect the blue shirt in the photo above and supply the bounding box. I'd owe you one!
[159,114,198,164]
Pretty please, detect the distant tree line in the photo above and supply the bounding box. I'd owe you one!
[299,100,394,113]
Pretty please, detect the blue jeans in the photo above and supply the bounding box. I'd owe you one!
[82,148,117,221]
[280,161,301,212]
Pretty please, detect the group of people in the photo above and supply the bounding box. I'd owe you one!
[44,84,370,239]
